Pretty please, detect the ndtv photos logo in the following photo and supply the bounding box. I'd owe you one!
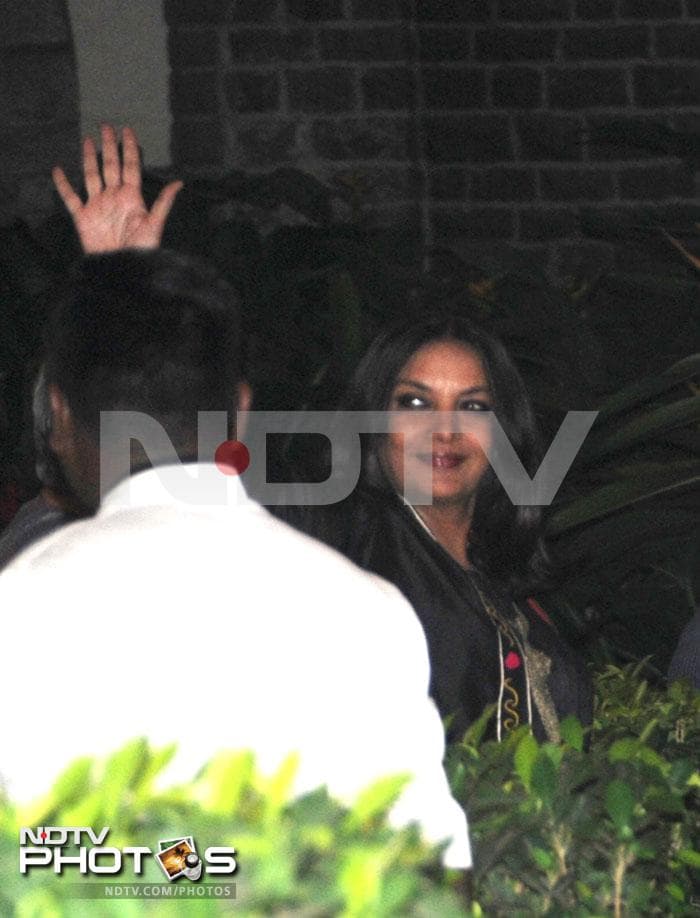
[19,827,237,880]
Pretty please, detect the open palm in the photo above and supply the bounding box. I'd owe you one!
[52,124,182,253]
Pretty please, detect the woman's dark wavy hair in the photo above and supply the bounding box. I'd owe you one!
[341,314,550,596]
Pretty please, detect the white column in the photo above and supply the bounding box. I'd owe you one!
[66,0,170,166]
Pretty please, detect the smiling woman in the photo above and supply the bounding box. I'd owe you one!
[276,315,593,744]
[384,340,493,566]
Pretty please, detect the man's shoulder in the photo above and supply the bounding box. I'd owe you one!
[0,488,408,610]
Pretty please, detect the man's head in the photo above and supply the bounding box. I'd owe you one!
[44,250,248,510]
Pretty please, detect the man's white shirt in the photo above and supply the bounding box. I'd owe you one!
[0,465,471,868]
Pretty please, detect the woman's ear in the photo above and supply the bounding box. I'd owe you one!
[235,380,253,438]
[47,384,75,458]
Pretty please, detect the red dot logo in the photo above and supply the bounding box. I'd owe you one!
[215,440,250,476]
[504,651,521,671]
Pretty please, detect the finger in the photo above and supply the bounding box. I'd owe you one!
[82,135,102,198]
[121,126,142,190]
[149,180,184,238]
[52,166,83,216]
[100,123,121,188]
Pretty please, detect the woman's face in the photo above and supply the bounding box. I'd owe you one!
[383,339,492,509]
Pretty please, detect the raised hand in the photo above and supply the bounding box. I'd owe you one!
[52,124,183,253]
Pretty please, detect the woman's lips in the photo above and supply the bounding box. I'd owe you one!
[417,452,466,469]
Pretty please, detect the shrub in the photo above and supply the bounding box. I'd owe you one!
[449,664,700,916]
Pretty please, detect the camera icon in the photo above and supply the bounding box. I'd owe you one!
[182,852,202,882]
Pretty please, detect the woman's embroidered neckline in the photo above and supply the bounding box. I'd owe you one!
[400,497,533,739]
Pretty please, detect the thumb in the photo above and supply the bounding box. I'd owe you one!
[149,179,184,237]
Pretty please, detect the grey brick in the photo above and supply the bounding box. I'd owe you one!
[172,118,226,167]
[475,27,558,62]
[0,49,78,123]
[288,67,356,112]
[225,71,281,112]
[362,166,422,203]
[229,28,314,63]
[618,0,682,17]
[422,67,487,109]
[286,0,344,20]
[634,65,699,107]
[574,0,616,19]
[311,116,409,159]
[170,70,220,115]
[351,0,409,18]
[418,28,471,62]
[618,163,695,199]
[416,0,491,22]
[562,25,649,59]
[319,26,408,61]
[499,0,572,21]
[517,114,584,161]
[656,25,700,60]
[0,0,70,47]
[169,28,221,68]
[471,167,537,201]
[588,114,676,160]
[429,167,467,200]
[540,167,614,200]
[432,206,516,239]
[165,0,232,24]
[492,67,543,108]
[236,119,298,165]
[231,0,278,21]
[424,114,513,163]
[0,121,78,173]
[547,66,629,109]
[362,67,415,110]
[519,207,578,241]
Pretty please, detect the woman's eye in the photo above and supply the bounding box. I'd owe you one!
[459,399,491,412]
[395,393,429,409]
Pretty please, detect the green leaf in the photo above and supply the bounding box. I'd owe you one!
[608,738,639,763]
[531,752,557,807]
[345,774,410,830]
[99,738,149,824]
[531,845,555,870]
[549,462,700,533]
[339,844,387,913]
[514,732,539,791]
[559,716,584,751]
[259,752,300,818]
[580,395,700,464]
[677,848,700,868]
[596,354,700,420]
[605,779,635,831]
[50,757,93,808]
[197,749,255,814]
[666,882,686,903]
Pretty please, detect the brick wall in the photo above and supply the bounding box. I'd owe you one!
[167,0,700,278]
[0,0,79,225]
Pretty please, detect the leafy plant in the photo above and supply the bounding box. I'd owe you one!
[544,353,699,670]
[448,664,700,916]
[0,745,465,917]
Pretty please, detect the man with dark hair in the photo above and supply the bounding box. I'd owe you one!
[0,249,470,868]
[43,249,246,511]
